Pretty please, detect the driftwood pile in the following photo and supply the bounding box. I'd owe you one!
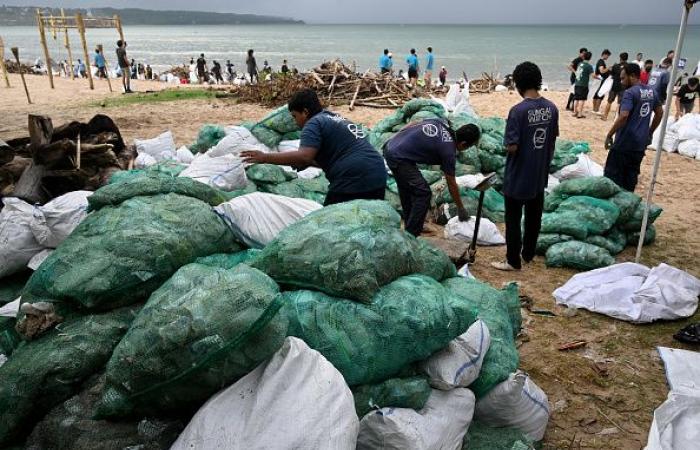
[220,60,445,109]
[3,59,34,74]
[1,114,133,204]
[469,72,503,94]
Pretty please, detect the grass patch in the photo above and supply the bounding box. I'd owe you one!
[94,88,217,107]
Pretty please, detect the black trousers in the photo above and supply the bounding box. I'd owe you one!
[323,187,385,206]
[387,160,432,236]
[505,192,545,269]
[604,146,645,192]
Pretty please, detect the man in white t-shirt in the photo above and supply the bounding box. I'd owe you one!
[633,53,644,68]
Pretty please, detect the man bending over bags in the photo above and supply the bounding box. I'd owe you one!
[383,119,481,236]
[242,89,387,205]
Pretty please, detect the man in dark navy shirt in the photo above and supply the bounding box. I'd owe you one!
[493,62,559,271]
[384,120,480,236]
[241,89,387,206]
[604,63,663,192]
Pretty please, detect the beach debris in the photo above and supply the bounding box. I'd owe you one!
[558,340,588,351]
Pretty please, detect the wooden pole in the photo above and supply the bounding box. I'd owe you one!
[0,37,10,88]
[76,13,94,90]
[114,15,125,42]
[11,47,31,104]
[61,8,75,80]
[36,9,55,89]
[97,44,113,92]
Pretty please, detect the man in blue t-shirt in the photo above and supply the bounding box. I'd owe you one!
[425,47,435,87]
[492,62,559,272]
[384,120,480,236]
[379,49,393,74]
[241,89,387,206]
[94,48,107,79]
[406,49,419,84]
[604,63,663,192]
[648,58,672,104]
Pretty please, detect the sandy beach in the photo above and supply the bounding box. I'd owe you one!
[2,72,699,449]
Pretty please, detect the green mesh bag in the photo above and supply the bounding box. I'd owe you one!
[477,117,506,137]
[620,201,663,231]
[253,200,455,303]
[23,194,240,314]
[409,110,443,123]
[626,224,656,246]
[221,182,258,200]
[478,133,505,155]
[586,227,627,255]
[250,106,300,148]
[536,234,574,255]
[25,373,183,450]
[479,151,507,173]
[246,163,294,185]
[0,308,137,446]
[0,317,21,357]
[89,172,228,211]
[540,213,589,240]
[545,241,615,270]
[249,126,283,149]
[443,278,520,398]
[292,175,330,194]
[352,377,432,418]
[258,180,306,199]
[282,130,301,140]
[608,190,642,225]
[555,196,620,235]
[283,274,477,386]
[448,112,480,131]
[457,147,481,170]
[98,264,288,418]
[194,250,262,269]
[190,124,226,154]
[544,176,621,211]
[455,163,478,176]
[400,99,447,119]
[550,140,591,173]
[0,271,29,305]
[462,420,535,450]
[108,162,188,185]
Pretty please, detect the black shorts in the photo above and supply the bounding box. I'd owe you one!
[604,146,645,192]
[608,89,623,103]
[323,187,385,206]
[593,82,607,100]
[574,86,589,101]
[681,102,695,114]
[408,68,418,79]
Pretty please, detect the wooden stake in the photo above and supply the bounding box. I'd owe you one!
[36,9,54,89]
[97,44,113,92]
[76,13,94,90]
[0,37,10,87]
[11,47,31,104]
[114,15,125,42]
[61,8,75,80]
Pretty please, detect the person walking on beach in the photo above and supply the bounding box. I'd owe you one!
[94,48,107,79]
[641,59,653,85]
[226,60,235,81]
[384,120,480,237]
[145,64,153,80]
[246,49,259,84]
[77,59,87,78]
[116,40,131,93]
[380,49,392,74]
[406,49,419,85]
[130,59,138,80]
[212,61,224,84]
[573,51,593,118]
[592,49,611,114]
[633,53,644,68]
[601,52,628,121]
[675,77,699,119]
[281,59,290,75]
[566,47,587,111]
[439,66,448,86]
[492,61,559,272]
[241,89,387,206]
[604,63,663,192]
[196,54,208,84]
[649,58,672,104]
[425,47,435,87]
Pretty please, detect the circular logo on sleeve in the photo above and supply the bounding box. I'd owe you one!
[422,123,439,137]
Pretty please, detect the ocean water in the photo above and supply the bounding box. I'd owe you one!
[2,24,699,88]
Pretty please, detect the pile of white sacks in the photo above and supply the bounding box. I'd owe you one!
[649,113,700,160]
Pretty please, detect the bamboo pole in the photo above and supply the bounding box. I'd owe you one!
[76,13,94,90]
[61,9,75,80]
[0,37,10,88]
[11,47,31,104]
[97,44,113,92]
[114,15,125,42]
[37,10,55,89]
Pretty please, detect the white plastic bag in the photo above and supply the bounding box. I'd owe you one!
[677,139,700,159]
[420,320,491,390]
[179,154,247,191]
[133,153,157,168]
[650,118,680,153]
[553,153,604,180]
[29,190,91,248]
[27,249,53,270]
[474,371,550,442]
[176,146,195,164]
[444,216,505,246]
[546,174,560,193]
[207,133,268,158]
[674,113,700,141]
[215,192,322,248]
[455,174,485,189]
[445,84,461,110]
[0,198,45,279]
[171,337,359,450]
[357,388,475,450]
[278,140,301,153]
[133,131,176,160]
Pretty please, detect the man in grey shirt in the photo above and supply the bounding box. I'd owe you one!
[116,40,132,93]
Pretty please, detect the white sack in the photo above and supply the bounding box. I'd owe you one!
[420,320,491,390]
[179,154,247,191]
[27,249,53,270]
[207,133,268,158]
[0,298,20,318]
[553,153,604,180]
[0,198,44,279]
[134,153,157,169]
[455,173,486,190]
[553,262,700,323]
[545,174,560,193]
[215,192,322,249]
[171,337,359,450]
[677,139,700,159]
[278,139,301,153]
[474,371,550,442]
[674,113,700,141]
[444,216,505,246]
[134,131,176,160]
[296,167,323,179]
[29,190,92,248]
[356,388,475,450]
[176,146,195,164]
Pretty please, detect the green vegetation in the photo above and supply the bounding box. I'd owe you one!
[94,89,217,107]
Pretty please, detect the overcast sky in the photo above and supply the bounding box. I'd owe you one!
[4,0,700,24]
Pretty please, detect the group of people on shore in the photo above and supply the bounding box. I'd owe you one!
[189,50,298,85]
[566,47,699,121]
[379,47,448,87]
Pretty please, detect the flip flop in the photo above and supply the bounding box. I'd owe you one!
[674,323,700,345]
